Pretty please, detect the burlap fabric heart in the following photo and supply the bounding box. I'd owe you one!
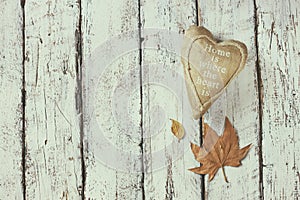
[181,26,248,119]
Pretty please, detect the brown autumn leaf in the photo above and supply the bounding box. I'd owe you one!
[170,119,185,141]
[189,117,251,182]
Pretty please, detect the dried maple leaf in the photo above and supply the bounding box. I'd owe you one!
[170,119,185,141]
[189,117,251,182]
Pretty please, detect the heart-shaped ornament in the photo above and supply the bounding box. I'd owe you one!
[181,26,247,119]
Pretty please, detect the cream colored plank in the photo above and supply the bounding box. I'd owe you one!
[0,1,23,199]
[24,0,82,199]
[256,0,300,199]
[199,0,261,199]
[140,0,203,199]
[82,0,143,199]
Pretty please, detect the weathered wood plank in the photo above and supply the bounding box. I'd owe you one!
[0,0,298,199]
[82,0,143,199]
[24,0,82,199]
[256,0,300,199]
[199,0,261,199]
[140,0,203,199]
[0,1,23,199]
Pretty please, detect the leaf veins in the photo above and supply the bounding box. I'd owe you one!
[189,117,251,182]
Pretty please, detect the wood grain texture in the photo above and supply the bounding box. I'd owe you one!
[82,0,143,199]
[140,0,204,199]
[24,0,82,199]
[199,0,261,199]
[0,1,23,199]
[256,0,300,199]
[0,0,299,199]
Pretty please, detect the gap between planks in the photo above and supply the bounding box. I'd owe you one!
[253,0,265,199]
[74,0,87,199]
[20,0,27,199]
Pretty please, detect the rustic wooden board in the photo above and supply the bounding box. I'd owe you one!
[82,0,144,199]
[0,1,23,199]
[199,0,262,199]
[1,0,300,199]
[256,0,300,199]
[24,0,82,199]
[140,0,204,199]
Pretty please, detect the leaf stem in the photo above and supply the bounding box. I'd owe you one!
[221,166,229,183]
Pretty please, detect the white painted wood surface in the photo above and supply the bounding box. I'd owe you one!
[24,0,82,199]
[199,0,262,199]
[82,0,143,199]
[140,0,203,199]
[0,0,299,199]
[0,1,23,199]
[257,0,300,199]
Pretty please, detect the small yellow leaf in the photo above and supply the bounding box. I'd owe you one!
[170,119,185,140]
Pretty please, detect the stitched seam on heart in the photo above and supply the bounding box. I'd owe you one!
[186,38,205,107]
[183,63,204,119]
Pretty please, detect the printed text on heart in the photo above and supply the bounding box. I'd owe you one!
[196,43,230,97]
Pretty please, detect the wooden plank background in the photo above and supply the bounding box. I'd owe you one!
[0,0,299,199]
